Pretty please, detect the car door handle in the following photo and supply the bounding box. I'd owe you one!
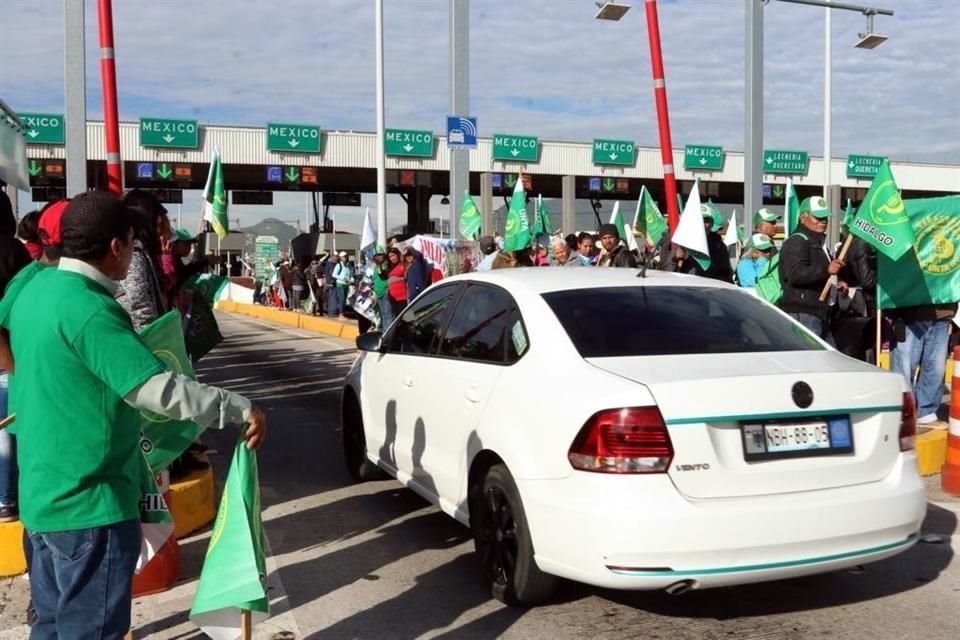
[465,386,481,404]
[403,375,414,388]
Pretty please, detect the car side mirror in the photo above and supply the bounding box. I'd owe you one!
[356,332,383,353]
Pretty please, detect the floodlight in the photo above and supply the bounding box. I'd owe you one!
[855,32,888,49]
[594,1,631,21]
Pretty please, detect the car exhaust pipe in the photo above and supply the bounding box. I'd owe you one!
[664,579,696,595]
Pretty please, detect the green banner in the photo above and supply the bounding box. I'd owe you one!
[191,440,269,637]
[878,195,960,309]
[459,191,481,240]
[138,311,204,475]
[186,273,230,305]
[502,180,530,252]
[185,299,224,362]
[849,159,915,261]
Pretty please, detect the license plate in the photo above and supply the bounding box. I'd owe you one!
[741,416,854,461]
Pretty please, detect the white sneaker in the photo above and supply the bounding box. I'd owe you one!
[916,413,939,425]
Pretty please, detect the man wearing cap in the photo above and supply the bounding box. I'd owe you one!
[754,208,780,246]
[778,196,845,343]
[371,246,395,329]
[38,199,70,265]
[334,251,353,319]
[596,223,639,268]
[0,191,267,639]
[736,233,775,287]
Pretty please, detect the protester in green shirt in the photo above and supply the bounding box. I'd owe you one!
[0,191,267,640]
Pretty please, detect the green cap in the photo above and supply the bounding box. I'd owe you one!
[748,233,774,251]
[755,208,778,223]
[374,245,387,255]
[172,228,196,242]
[698,203,715,221]
[799,196,832,220]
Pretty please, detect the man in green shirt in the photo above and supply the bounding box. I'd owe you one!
[370,246,393,329]
[0,191,267,640]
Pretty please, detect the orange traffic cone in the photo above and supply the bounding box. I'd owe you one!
[942,347,960,496]
[132,470,182,596]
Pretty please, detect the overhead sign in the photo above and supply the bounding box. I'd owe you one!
[500,173,532,191]
[492,134,539,162]
[322,192,362,207]
[31,187,66,203]
[232,191,274,206]
[385,129,433,157]
[846,154,887,179]
[140,117,199,149]
[266,123,322,153]
[27,159,65,185]
[446,115,478,148]
[18,113,65,144]
[763,149,809,175]
[684,144,724,171]
[592,139,635,166]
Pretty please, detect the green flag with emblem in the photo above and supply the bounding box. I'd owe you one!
[137,453,174,572]
[849,159,915,261]
[203,151,229,240]
[841,198,855,232]
[634,185,668,247]
[459,191,482,240]
[877,194,960,309]
[138,311,204,475]
[191,440,269,639]
[502,175,531,252]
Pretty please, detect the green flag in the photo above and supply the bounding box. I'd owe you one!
[185,298,224,362]
[502,176,531,252]
[191,440,269,638]
[138,311,204,475]
[137,454,174,572]
[635,186,668,246]
[785,179,800,235]
[849,159,915,261]
[532,195,553,238]
[707,199,725,232]
[878,194,960,309]
[841,198,855,231]
[186,273,230,306]
[203,152,229,240]
[459,191,482,240]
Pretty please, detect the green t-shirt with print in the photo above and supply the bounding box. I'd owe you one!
[2,267,165,532]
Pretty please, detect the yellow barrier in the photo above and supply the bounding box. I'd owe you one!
[168,462,217,540]
[216,301,360,341]
[0,520,26,577]
[917,429,949,477]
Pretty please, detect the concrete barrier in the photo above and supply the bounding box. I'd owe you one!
[216,301,360,341]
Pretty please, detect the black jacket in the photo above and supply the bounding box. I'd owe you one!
[839,236,876,307]
[598,245,639,268]
[705,232,734,283]
[0,237,31,296]
[661,246,704,276]
[778,229,831,317]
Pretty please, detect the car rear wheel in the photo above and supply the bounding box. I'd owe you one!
[471,464,558,606]
[342,395,387,482]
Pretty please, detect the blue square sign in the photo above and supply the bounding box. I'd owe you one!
[589,177,601,192]
[446,115,477,148]
[137,162,154,179]
[491,173,502,189]
[266,166,283,183]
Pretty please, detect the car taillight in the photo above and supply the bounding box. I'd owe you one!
[900,392,917,452]
[568,407,674,474]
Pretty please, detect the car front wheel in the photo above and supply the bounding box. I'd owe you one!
[471,463,558,606]
[342,394,387,482]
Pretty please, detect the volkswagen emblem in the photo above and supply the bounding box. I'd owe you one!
[792,382,814,409]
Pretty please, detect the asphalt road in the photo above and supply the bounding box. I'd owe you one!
[2,311,958,640]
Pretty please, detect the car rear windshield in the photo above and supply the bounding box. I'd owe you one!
[543,286,825,357]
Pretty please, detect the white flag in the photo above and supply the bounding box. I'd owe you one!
[608,202,638,252]
[360,206,376,250]
[671,180,710,257]
[723,208,739,247]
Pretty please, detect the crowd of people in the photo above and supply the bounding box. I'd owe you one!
[0,189,266,638]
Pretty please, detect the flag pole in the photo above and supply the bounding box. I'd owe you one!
[240,609,252,640]
[875,305,883,367]
[0,414,15,431]
[818,234,853,302]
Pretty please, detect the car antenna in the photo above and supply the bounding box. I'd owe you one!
[636,257,648,278]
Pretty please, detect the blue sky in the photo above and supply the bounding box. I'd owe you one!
[3,0,958,230]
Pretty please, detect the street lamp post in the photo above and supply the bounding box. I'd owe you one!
[375,0,387,248]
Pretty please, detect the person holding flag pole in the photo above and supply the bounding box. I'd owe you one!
[0,191,267,640]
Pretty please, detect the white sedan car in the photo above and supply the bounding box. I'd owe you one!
[341,268,926,606]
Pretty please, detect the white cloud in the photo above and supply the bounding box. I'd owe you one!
[4,0,958,224]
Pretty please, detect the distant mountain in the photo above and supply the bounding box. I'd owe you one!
[240,218,300,252]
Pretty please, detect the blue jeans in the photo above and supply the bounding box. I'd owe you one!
[336,286,348,315]
[378,295,395,331]
[0,372,15,507]
[28,519,141,640]
[891,319,950,421]
[788,312,836,347]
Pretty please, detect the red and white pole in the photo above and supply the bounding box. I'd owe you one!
[97,0,123,195]
[643,0,679,233]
